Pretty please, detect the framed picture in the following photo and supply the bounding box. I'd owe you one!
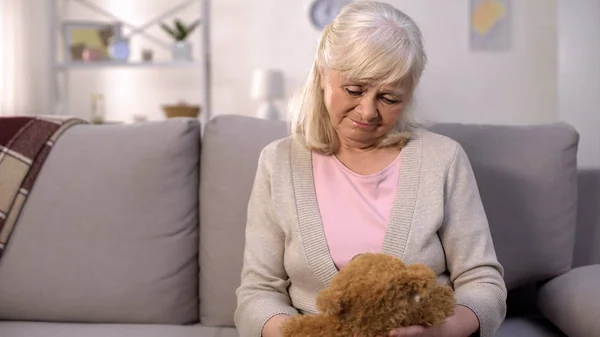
[469,0,512,51]
[62,21,122,62]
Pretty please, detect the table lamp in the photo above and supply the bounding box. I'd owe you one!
[251,69,285,120]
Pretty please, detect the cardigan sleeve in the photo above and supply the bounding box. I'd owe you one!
[438,143,508,337]
[234,146,299,337]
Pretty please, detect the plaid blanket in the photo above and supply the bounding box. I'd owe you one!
[0,116,87,260]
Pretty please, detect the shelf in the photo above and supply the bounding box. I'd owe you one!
[49,0,211,126]
[56,60,203,70]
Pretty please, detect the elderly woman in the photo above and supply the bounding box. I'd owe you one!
[234,2,507,337]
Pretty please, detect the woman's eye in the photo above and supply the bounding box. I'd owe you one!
[382,97,399,104]
[345,88,362,96]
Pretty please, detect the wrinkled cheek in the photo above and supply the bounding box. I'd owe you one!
[330,115,345,128]
[322,97,338,123]
[385,108,406,125]
[325,106,346,127]
[395,106,407,118]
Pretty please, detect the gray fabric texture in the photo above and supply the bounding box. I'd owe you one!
[538,264,600,337]
[495,317,565,337]
[0,119,200,324]
[0,322,237,337]
[573,169,600,267]
[428,123,579,290]
[199,115,288,326]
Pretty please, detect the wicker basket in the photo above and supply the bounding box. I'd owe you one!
[162,105,201,118]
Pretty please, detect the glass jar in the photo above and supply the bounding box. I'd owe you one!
[91,94,106,124]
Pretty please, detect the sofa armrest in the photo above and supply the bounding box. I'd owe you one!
[538,265,600,337]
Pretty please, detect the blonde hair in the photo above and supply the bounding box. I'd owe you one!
[289,1,427,154]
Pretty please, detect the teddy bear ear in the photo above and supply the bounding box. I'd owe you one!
[406,263,437,280]
[350,254,363,262]
[316,288,345,315]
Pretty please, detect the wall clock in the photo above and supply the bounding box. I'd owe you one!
[309,0,344,30]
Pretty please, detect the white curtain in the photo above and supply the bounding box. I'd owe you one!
[0,0,47,116]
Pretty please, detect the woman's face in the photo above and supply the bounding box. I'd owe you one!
[321,69,409,150]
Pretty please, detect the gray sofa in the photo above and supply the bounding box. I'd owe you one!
[0,115,598,337]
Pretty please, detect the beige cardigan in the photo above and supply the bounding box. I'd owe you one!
[234,128,507,337]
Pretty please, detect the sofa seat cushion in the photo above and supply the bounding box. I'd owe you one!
[538,265,600,337]
[496,317,565,337]
[0,119,201,324]
[0,322,237,337]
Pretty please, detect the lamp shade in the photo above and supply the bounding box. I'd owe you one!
[251,69,285,100]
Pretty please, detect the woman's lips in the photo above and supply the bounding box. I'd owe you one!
[349,118,376,130]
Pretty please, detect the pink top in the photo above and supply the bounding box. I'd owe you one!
[312,152,401,270]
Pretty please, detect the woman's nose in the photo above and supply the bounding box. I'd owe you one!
[356,96,379,121]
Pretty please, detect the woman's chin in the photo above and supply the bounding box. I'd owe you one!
[339,132,379,149]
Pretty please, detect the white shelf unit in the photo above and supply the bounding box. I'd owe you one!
[48,0,211,125]
[56,61,204,70]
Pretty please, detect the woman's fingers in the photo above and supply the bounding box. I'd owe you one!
[388,325,426,337]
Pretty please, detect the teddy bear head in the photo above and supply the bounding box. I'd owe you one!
[315,253,455,336]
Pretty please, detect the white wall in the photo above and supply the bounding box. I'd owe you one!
[211,0,320,120]
[0,0,50,116]
[558,0,600,168]
[399,0,558,125]
[212,0,559,125]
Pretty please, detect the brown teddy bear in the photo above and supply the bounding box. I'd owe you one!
[281,253,456,337]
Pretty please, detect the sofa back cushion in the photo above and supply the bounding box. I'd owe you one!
[573,169,600,267]
[429,123,579,290]
[0,119,200,324]
[199,115,288,326]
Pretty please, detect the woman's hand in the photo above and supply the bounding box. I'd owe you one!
[262,314,291,337]
[388,324,447,337]
[388,305,479,337]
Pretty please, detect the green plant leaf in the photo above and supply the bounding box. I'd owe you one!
[187,20,200,34]
[160,22,176,38]
[175,19,187,36]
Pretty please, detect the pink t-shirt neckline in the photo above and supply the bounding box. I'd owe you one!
[312,151,402,270]
[330,152,402,180]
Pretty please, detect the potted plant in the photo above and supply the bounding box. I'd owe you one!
[160,18,200,61]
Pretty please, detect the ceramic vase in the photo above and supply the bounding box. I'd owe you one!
[172,41,192,61]
[109,38,130,61]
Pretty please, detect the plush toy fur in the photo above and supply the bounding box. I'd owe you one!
[281,253,456,337]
